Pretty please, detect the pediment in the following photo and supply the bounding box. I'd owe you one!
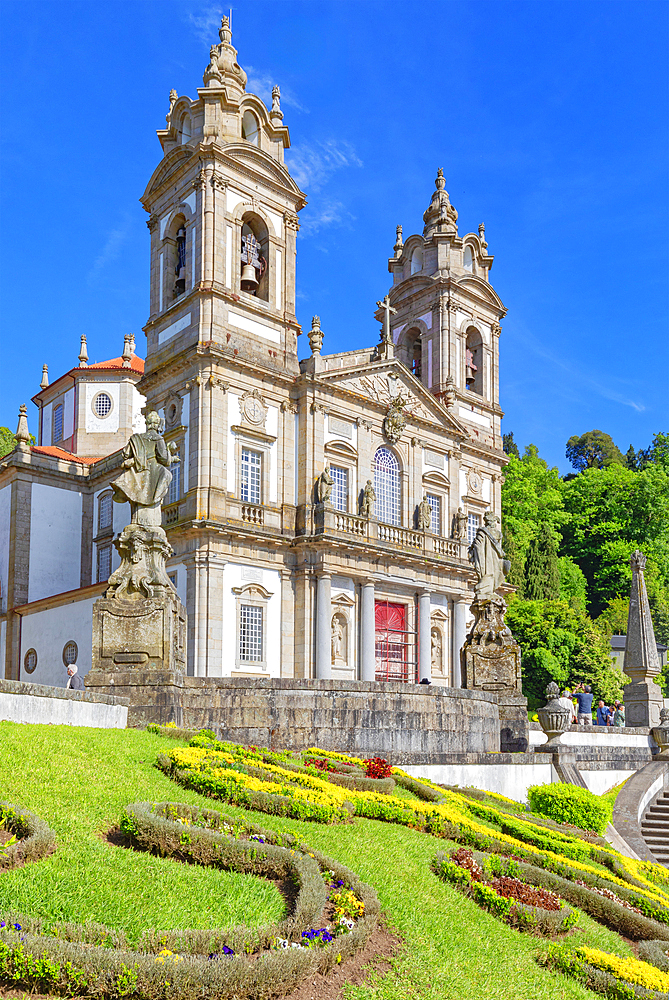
[318,359,468,438]
[454,273,506,311]
[222,144,306,203]
[141,147,197,205]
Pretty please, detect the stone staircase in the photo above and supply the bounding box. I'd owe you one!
[641,790,669,864]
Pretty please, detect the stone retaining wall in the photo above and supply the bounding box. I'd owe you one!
[0,679,128,729]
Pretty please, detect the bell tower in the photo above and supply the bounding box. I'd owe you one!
[384,170,506,451]
[140,16,306,376]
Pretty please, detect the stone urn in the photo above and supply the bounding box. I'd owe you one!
[537,681,572,744]
[652,707,669,757]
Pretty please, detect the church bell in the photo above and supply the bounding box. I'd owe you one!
[240,262,259,292]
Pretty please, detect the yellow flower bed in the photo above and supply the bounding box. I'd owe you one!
[578,946,669,993]
[304,748,368,768]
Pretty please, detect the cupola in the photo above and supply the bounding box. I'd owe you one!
[422,168,458,238]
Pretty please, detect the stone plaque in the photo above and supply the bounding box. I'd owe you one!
[424,450,444,469]
[242,567,263,582]
[101,607,164,660]
[329,415,352,439]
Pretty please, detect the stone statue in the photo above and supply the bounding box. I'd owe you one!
[360,480,376,517]
[331,616,344,661]
[316,468,333,504]
[204,45,223,85]
[111,412,177,526]
[452,506,467,540]
[431,628,442,671]
[417,494,432,531]
[468,511,509,601]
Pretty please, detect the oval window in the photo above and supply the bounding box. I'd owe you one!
[62,641,78,666]
[24,648,37,674]
[93,393,112,418]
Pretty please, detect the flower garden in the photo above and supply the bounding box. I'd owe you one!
[0,720,668,1000]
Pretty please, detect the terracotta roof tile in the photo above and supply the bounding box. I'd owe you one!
[86,355,144,373]
[31,446,102,465]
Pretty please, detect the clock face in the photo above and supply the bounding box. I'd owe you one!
[243,397,264,424]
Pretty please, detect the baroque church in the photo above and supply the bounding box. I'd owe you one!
[0,18,508,690]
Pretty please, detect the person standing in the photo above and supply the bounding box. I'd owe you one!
[66,664,84,691]
[574,684,594,726]
[559,689,576,724]
[613,701,626,727]
[596,700,610,727]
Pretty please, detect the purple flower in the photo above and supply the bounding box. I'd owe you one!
[0,922,5,929]
[222,945,234,955]
[13,924,21,931]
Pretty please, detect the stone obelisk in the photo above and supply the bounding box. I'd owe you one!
[85,411,187,726]
[623,550,664,728]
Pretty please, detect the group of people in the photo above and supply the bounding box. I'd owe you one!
[557,683,625,727]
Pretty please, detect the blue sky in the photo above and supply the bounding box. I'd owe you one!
[1,0,667,473]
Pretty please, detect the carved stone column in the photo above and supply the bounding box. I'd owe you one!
[418,590,432,683]
[315,572,332,680]
[360,580,376,682]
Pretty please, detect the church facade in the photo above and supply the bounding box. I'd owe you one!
[0,19,508,690]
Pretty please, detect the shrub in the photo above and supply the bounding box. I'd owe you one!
[0,802,56,869]
[527,782,612,835]
[364,758,393,780]
[541,942,669,999]
[638,940,669,974]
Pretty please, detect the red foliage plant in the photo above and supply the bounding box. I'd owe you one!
[364,758,393,780]
[451,849,561,911]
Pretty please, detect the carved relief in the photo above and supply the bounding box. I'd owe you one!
[240,389,267,426]
[467,469,483,496]
[383,397,407,444]
[346,374,428,421]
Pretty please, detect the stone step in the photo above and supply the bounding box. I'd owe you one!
[646,806,669,817]
[641,824,669,835]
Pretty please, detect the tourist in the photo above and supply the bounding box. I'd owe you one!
[559,689,576,724]
[66,664,84,691]
[613,701,626,727]
[574,684,594,726]
[596,700,610,727]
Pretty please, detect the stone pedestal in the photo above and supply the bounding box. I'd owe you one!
[624,681,664,729]
[461,596,528,752]
[623,550,664,729]
[85,667,184,728]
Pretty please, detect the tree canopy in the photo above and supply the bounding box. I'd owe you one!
[565,429,624,472]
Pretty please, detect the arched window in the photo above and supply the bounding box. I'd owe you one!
[374,447,400,525]
[98,491,113,533]
[410,247,423,275]
[410,337,422,380]
[463,245,474,273]
[465,327,483,395]
[242,110,259,145]
[240,213,269,301]
[166,215,187,302]
[180,114,191,144]
[53,403,64,443]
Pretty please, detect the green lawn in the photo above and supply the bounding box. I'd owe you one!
[0,721,636,999]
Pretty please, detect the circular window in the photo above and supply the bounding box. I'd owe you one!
[24,649,37,674]
[62,641,78,666]
[93,392,112,418]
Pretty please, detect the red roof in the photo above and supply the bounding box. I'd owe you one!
[30,446,102,465]
[86,355,144,373]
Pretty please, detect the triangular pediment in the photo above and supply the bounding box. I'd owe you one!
[317,358,468,438]
[141,147,197,205]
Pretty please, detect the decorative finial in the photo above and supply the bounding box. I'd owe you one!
[435,167,445,191]
[443,376,456,408]
[129,333,136,356]
[270,85,283,122]
[219,15,231,42]
[478,222,487,250]
[167,89,178,124]
[631,549,647,572]
[78,335,88,367]
[15,404,31,454]
[40,364,49,389]
[308,316,323,356]
[122,334,132,368]
[394,224,403,257]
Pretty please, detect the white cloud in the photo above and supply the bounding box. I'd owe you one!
[286,140,362,193]
[87,223,129,285]
[187,6,223,46]
[245,67,308,114]
[298,200,355,237]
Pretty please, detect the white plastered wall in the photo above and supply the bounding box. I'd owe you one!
[267,406,278,504]
[20,596,96,687]
[85,382,120,434]
[220,564,281,678]
[227,393,239,491]
[331,575,356,680]
[29,485,82,602]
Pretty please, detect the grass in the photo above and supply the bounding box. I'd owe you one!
[0,721,640,1000]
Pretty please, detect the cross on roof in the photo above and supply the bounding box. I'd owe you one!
[376,294,397,343]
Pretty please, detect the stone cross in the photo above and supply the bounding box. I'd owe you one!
[376,294,397,344]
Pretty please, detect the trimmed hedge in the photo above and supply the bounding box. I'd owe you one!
[638,940,669,974]
[0,802,380,1000]
[527,783,612,835]
[541,943,669,999]
[0,802,56,870]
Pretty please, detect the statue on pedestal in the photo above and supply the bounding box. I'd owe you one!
[452,506,467,541]
[316,468,333,504]
[360,480,376,517]
[468,511,510,600]
[417,495,432,531]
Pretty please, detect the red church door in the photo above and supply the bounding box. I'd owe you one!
[374,601,414,682]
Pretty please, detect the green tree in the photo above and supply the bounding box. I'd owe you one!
[561,463,669,616]
[565,430,624,472]
[0,425,34,458]
[557,556,588,612]
[502,520,525,593]
[501,445,568,571]
[523,522,560,601]
[502,431,520,459]
[624,445,638,470]
[505,597,626,708]
[638,432,669,473]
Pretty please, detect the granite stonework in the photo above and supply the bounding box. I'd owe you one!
[0,678,128,729]
[461,596,528,752]
[90,590,186,674]
[612,760,669,863]
[623,551,664,728]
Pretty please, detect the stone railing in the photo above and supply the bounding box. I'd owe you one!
[317,506,466,561]
[241,503,264,525]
